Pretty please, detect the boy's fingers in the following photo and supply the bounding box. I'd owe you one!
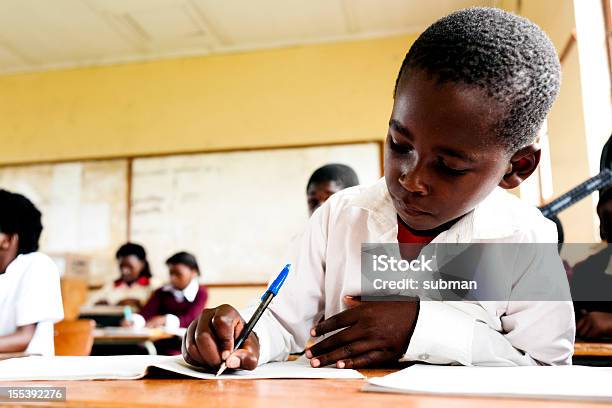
[307,326,362,358]
[343,295,362,308]
[310,340,376,368]
[210,305,242,355]
[226,349,258,371]
[192,309,223,367]
[338,350,386,369]
[182,320,204,367]
[312,308,359,337]
[195,329,223,367]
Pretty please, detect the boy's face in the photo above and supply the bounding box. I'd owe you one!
[385,70,517,231]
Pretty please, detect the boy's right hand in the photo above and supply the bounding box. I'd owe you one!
[182,304,260,371]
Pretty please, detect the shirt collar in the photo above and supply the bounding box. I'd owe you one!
[162,278,199,302]
[349,177,520,243]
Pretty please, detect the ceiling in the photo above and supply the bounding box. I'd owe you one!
[0,0,495,75]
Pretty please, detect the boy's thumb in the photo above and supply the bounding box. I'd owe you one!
[343,295,362,308]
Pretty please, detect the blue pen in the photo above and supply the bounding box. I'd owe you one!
[216,263,291,376]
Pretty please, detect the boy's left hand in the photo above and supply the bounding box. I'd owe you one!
[305,295,419,369]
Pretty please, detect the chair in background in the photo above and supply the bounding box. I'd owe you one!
[59,276,88,321]
[54,319,95,356]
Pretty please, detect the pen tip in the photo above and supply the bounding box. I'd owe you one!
[215,363,226,377]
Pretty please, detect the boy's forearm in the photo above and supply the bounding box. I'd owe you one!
[0,324,36,353]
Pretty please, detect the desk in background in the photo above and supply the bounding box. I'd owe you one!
[574,341,612,366]
[93,327,180,355]
[79,305,128,328]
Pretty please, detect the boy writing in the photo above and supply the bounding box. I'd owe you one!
[183,7,574,369]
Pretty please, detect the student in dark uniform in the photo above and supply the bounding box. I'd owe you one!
[572,187,612,339]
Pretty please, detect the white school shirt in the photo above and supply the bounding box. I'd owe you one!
[0,253,64,356]
[242,178,575,367]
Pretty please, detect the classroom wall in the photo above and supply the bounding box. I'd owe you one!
[501,0,609,242]
[0,35,413,165]
[0,6,606,248]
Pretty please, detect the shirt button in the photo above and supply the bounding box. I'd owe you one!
[418,353,429,360]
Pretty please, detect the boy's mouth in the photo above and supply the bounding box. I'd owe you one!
[394,197,432,217]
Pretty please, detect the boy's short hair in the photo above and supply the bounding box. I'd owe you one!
[395,7,561,151]
[166,251,200,275]
[0,189,43,255]
[306,164,359,191]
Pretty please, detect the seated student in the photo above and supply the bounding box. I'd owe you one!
[571,187,612,338]
[0,190,63,356]
[88,243,153,309]
[126,252,207,355]
[287,164,360,261]
[183,8,574,370]
[307,164,359,216]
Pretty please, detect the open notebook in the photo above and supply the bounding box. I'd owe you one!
[0,355,364,381]
[363,364,612,402]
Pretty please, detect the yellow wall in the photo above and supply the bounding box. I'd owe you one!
[0,10,603,245]
[504,0,602,242]
[0,35,416,165]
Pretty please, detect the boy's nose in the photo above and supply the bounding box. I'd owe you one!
[399,169,429,196]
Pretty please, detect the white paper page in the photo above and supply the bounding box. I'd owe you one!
[364,365,612,401]
[0,355,364,381]
[0,355,172,381]
[152,355,364,380]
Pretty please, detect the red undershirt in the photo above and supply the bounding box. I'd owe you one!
[397,216,437,260]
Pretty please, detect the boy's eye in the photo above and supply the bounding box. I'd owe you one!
[437,159,469,176]
[389,137,413,154]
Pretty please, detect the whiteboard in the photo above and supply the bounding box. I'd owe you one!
[130,143,382,284]
[0,160,128,283]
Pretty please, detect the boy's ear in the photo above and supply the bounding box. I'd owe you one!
[0,233,17,251]
[498,144,541,190]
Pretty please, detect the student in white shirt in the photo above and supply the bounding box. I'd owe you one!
[182,8,575,370]
[87,243,154,308]
[306,164,359,216]
[0,190,63,356]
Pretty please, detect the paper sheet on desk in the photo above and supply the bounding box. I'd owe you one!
[0,355,364,381]
[363,364,612,402]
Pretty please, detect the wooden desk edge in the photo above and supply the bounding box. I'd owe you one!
[574,341,612,357]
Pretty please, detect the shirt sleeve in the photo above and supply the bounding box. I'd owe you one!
[240,203,329,365]
[402,300,574,366]
[164,314,180,330]
[15,254,64,327]
[402,243,575,366]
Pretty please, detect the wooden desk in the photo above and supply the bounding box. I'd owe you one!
[79,306,127,316]
[5,369,609,408]
[93,328,176,355]
[574,341,612,357]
